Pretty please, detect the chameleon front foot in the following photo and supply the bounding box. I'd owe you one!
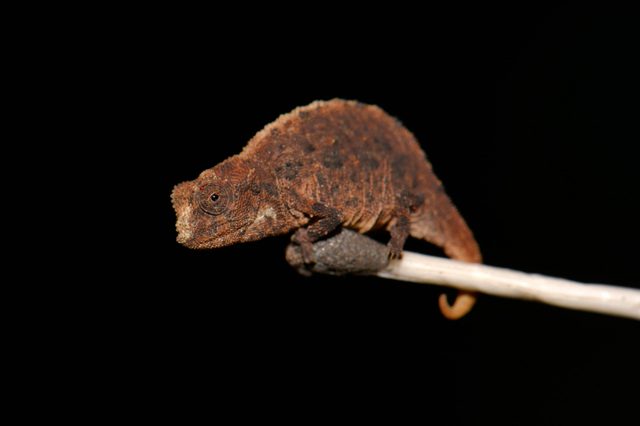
[291,228,316,265]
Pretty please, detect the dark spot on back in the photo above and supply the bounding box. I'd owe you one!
[374,137,392,151]
[359,152,380,170]
[391,156,411,180]
[346,197,358,207]
[302,141,316,153]
[299,111,310,119]
[322,147,344,169]
[349,169,358,182]
[262,183,278,196]
[331,185,340,195]
[292,134,315,153]
[275,159,302,180]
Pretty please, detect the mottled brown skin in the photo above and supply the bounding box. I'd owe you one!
[172,99,481,319]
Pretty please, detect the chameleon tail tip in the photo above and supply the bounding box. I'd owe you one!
[438,291,477,320]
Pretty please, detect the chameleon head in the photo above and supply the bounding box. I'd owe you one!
[171,158,284,249]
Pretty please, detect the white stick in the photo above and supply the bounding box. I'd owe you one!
[378,251,640,320]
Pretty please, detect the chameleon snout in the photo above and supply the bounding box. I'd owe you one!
[171,181,197,246]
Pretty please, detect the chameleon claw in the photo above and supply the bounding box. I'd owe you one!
[387,244,404,260]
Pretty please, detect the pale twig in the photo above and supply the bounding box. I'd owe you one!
[285,229,640,321]
[379,252,640,321]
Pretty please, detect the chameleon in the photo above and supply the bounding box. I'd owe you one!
[171,99,481,319]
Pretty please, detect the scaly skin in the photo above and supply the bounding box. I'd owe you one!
[171,99,481,319]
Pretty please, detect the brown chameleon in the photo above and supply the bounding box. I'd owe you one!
[171,99,481,319]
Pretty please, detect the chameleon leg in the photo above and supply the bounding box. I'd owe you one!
[292,202,342,263]
[388,214,410,259]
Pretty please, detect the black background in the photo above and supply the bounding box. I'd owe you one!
[100,4,639,424]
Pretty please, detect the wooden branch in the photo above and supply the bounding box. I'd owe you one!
[285,229,640,321]
[380,252,640,320]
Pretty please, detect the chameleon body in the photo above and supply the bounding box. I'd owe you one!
[171,99,481,319]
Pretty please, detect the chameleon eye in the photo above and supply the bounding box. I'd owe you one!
[199,185,229,215]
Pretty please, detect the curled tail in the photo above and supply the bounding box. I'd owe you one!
[410,186,482,320]
[438,291,477,320]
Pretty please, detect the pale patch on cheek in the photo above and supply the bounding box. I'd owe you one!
[176,204,194,244]
[246,206,277,235]
[255,207,276,222]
